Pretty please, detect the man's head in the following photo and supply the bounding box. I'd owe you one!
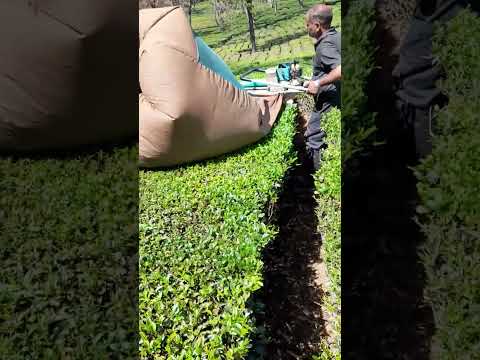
[305,4,333,39]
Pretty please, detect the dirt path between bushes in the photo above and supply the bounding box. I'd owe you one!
[249,100,333,359]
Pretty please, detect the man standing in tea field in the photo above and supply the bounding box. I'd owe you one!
[303,4,341,170]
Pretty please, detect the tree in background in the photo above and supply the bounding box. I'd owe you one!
[223,0,310,53]
[266,0,279,13]
[244,0,257,52]
[210,0,257,52]
[212,0,228,28]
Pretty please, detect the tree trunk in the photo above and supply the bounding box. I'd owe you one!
[244,1,256,53]
[183,0,192,25]
[267,0,277,12]
[297,0,305,8]
[212,0,225,29]
[213,0,220,26]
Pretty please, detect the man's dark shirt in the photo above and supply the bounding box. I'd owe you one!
[312,28,341,87]
[305,27,341,150]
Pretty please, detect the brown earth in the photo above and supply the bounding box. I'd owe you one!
[249,99,333,359]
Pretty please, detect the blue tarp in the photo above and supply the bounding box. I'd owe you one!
[193,34,244,90]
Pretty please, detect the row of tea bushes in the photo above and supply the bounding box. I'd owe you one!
[414,9,480,359]
[139,107,297,358]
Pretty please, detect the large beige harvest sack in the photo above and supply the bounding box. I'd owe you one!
[0,1,137,151]
[139,7,283,168]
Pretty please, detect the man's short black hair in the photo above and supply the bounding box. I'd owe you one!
[307,4,333,27]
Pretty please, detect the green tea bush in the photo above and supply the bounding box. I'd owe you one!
[139,107,297,359]
[312,2,375,358]
[413,9,480,359]
[0,146,138,359]
[314,108,341,360]
[342,0,376,164]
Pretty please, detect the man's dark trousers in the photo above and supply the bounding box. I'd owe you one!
[305,27,341,170]
[305,95,340,170]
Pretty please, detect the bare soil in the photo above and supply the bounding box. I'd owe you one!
[249,102,331,359]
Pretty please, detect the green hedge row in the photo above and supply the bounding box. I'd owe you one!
[312,2,376,358]
[0,146,138,359]
[414,9,480,359]
[342,0,377,165]
[313,108,341,360]
[139,107,297,359]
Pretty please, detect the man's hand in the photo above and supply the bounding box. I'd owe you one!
[305,65,342,96]
[306,79,321,95]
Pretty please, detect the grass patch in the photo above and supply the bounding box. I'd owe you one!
[0,146,138,359]
[413,9,480,359]
[139,106,297,358]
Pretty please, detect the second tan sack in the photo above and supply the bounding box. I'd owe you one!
[138,7,284,168]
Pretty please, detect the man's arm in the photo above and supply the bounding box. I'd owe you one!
[306,65,341,95]
[320,65,341,85]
